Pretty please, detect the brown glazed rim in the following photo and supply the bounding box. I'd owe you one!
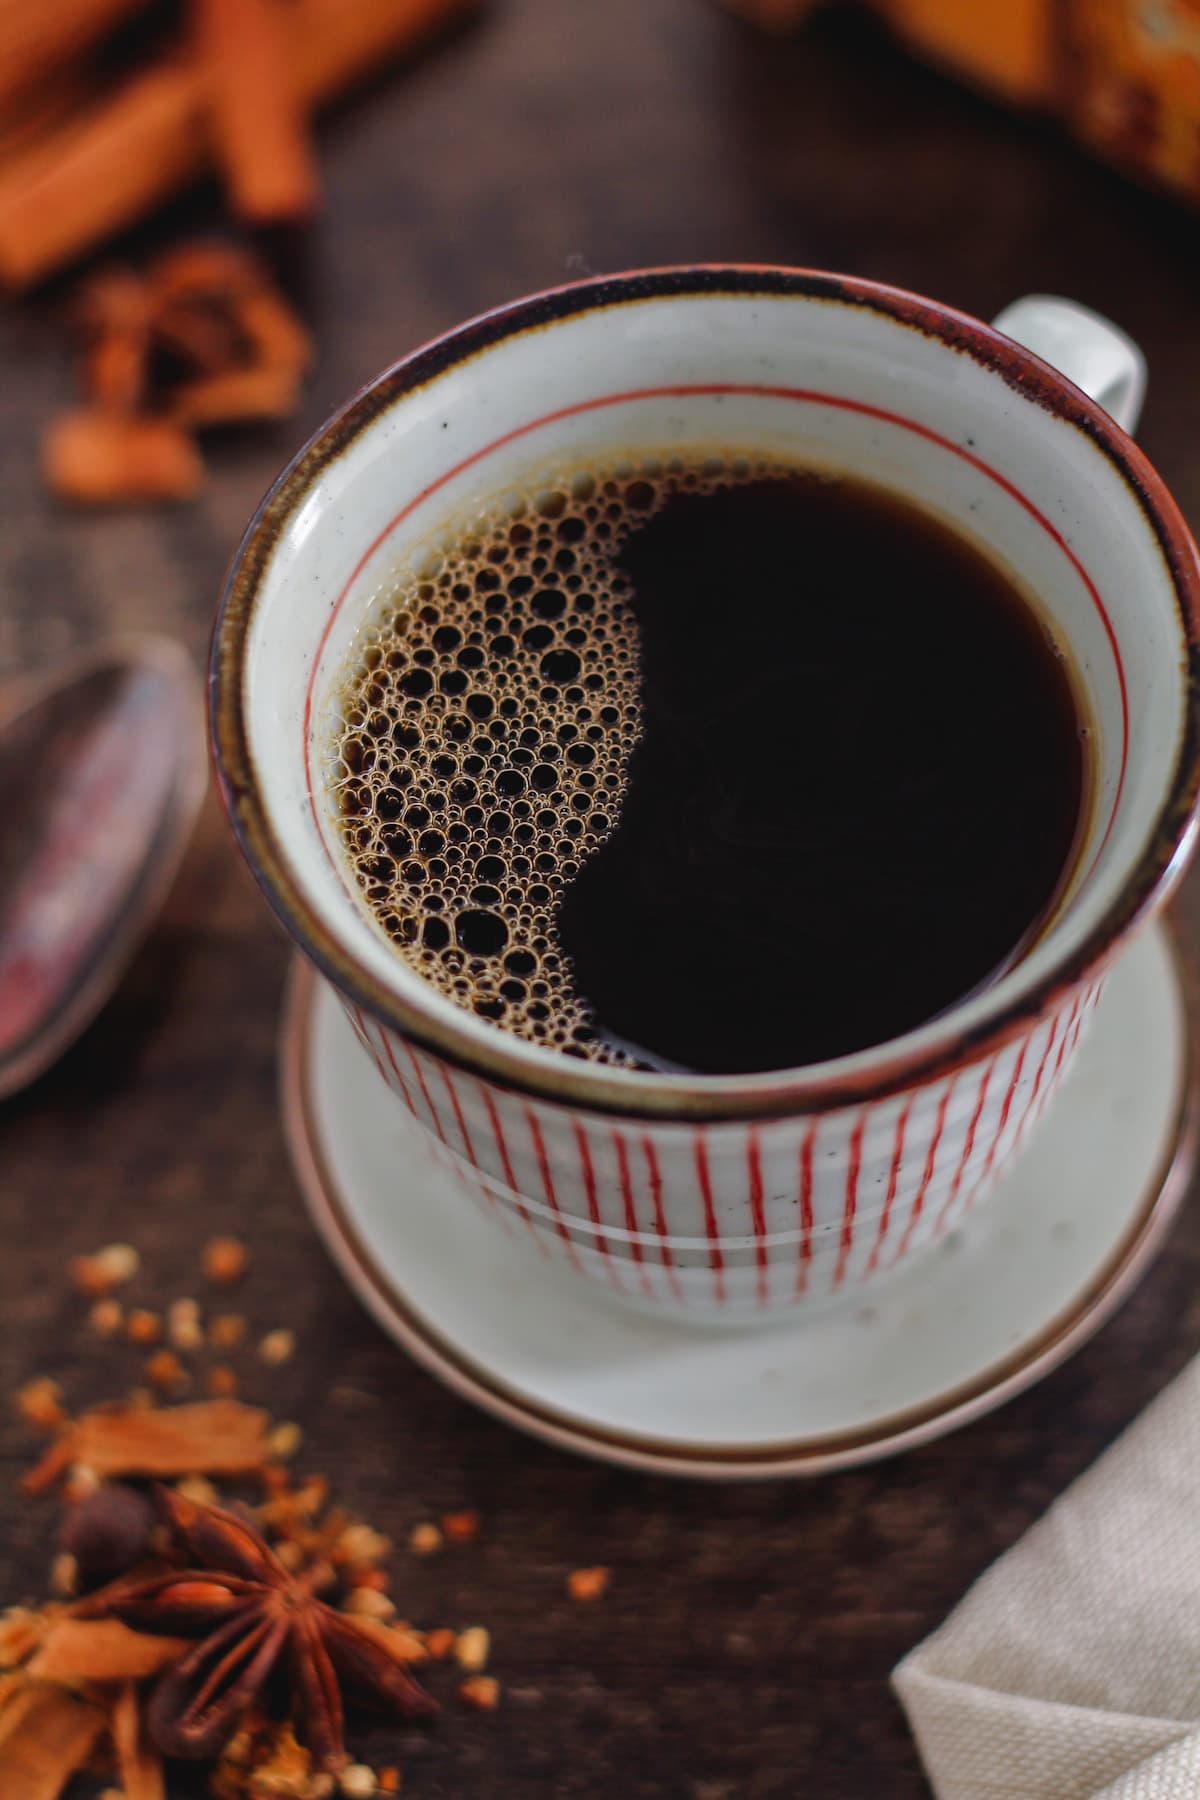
[210,265,1200,1123]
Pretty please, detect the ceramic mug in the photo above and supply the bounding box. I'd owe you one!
[211,268,1200,1322]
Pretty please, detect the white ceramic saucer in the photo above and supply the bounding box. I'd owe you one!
[281,923,1195,1481]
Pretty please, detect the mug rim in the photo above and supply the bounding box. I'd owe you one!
[210,263,1200,1123]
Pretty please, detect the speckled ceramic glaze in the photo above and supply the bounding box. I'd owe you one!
[212,269,1200,1321]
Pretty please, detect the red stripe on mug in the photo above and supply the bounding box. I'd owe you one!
[1011,1015,1061,1155]
[796,1120,817,1294]
[934,1054,998,1237]
[438,1063,479,1168]
[525,1104,582,1271]
[834,1111,867,1288]
[693,1134,726,1304]
[641,1135,683,1302]
[895,1077,957,1263]
[611,1130,652,1298]
[372,1017,419,1118]
[478,1082,544,1252]
[747,1128,769,1305]
[573,1121,619,1290]
[978,1033,1032,1188]
[398,1038,449,1146]
[1051,996,1082,1084]
[350,1005,390,1092]
[865,1093,915,1277]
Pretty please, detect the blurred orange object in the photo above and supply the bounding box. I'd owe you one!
[0,0,144,114]
[725,0,1200,206]
[193,0,319,225]
[0,0,482,289]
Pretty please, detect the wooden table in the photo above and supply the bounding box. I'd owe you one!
[4,4,1200,1794]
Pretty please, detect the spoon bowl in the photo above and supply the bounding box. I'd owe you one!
[0,634,207,1099]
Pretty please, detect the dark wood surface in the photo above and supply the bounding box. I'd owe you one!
[4,4,1200,1794]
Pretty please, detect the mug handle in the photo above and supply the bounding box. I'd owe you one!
[991,295,1147,435]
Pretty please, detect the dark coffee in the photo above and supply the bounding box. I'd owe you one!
[333,454,1087,1074]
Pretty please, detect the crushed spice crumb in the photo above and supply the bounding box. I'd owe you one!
[126,1308,162,1346]
[259,1328,296,1367]
[440,1509,481,1544]
[63,1463,101,1504]
[455,1626,490,1672]
[267,1421,303,1460]
[567,1565,612,1602]
[207,1363,240,1398]
[145,1349,189,1394]
[408,1522,442,1557]
[204,1236,249,1286]
[50,1551,78,1596]
[15,1375,66,1432]
[89,1298,124,1338]
[175,1474,220,1505]
[210,1312,247,1349]
[337,1524,391,1565]
[71,1243,140,1295]
[423,1628,456,1661]
[344,1587,396,1622]
[459,1675,500,1712]
[339,1766,378,1798]
[168,1296,205,1351]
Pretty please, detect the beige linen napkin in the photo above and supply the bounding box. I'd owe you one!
[893,1354,1200,1799]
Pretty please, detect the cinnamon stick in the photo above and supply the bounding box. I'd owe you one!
[0,1683,107,1795]
[28,1619,190,1684]
[193,0,318,225]
[0,66,96,163]
[112,1679,166,1800]
[0,0,482,289]
[0,0,147,113]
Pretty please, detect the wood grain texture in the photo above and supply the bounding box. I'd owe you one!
[2,3,1200,1794]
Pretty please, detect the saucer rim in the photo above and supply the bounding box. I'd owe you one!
[280,925,1197,1480]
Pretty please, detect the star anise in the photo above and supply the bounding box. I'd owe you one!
[75,1486,435,1771]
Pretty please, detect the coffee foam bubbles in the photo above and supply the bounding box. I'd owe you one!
[331,452,783,1062]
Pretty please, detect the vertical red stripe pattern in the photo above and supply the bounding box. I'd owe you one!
[401,1040,449,1145]
[834,1111,867,1289]
[642,1136,683,1302]
[693,1134,726,1304]
[895,1077,956,1263]
[438,1064,478,1167]
[350,1006,391,1092]
[525,1104,582,1271]
[978,1033,1031,1190]
[478,1082,544,1252]
[866,1094,913,1277]
[796,1121,817,1294]
[934,1054,997,1236]
[611,1130,651,1298]
[746,1128,769,1306]
[342,966,1108,1310]
[1011,1015,1061,1156]
[367,1015,419,1118]
[573,1122,619,1290]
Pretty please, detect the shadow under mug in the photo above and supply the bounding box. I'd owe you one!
[211,268,1200,1322]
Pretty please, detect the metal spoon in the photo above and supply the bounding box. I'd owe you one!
[0,634,207,1099]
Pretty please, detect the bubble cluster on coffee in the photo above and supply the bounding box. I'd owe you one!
[331,450,790,1061]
